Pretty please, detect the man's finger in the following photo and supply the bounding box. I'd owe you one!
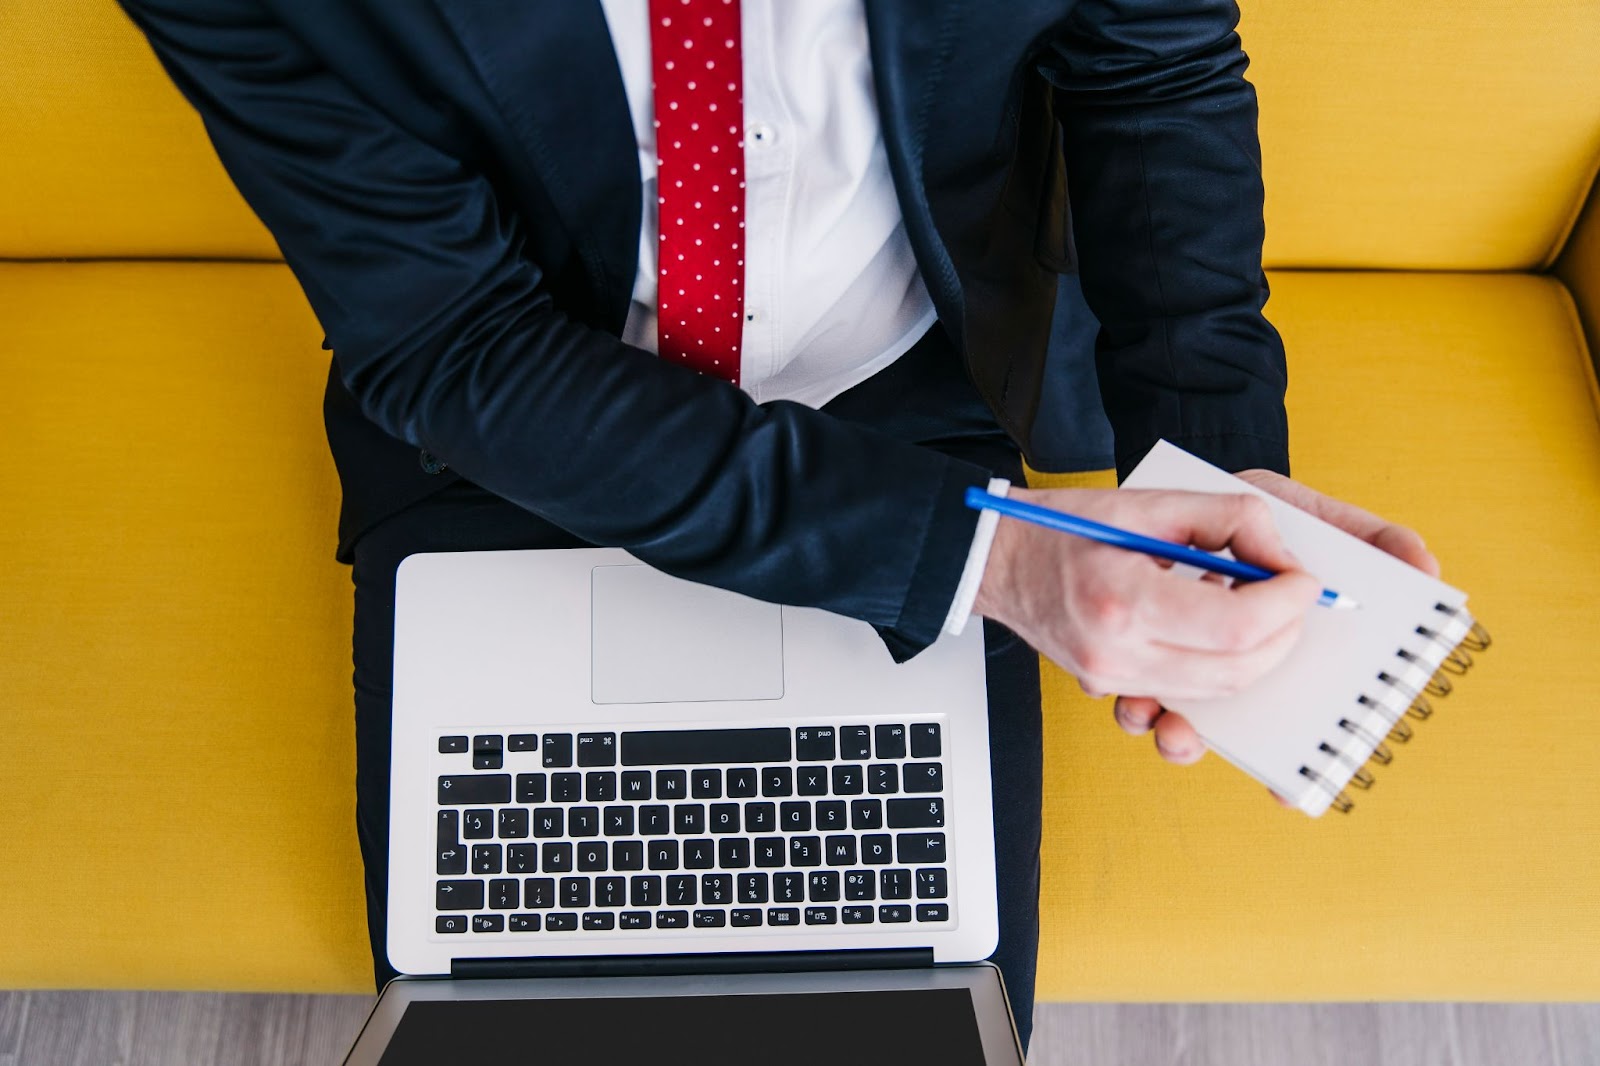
[1238,470,1442,577]
[1153,711,1205,764]
[1145,491,1302,574]
[1113,695,1162,735]
[1138,563,1321,653]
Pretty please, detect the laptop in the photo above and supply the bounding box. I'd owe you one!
[344,547,1024,1064]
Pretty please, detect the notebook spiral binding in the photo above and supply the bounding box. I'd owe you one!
[1299,602,1492,814]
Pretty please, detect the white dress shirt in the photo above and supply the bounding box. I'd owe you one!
[598,0,999,634]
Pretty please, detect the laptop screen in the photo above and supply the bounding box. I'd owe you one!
[376,987,986,1064]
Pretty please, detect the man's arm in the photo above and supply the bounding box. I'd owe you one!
[120,0,989,655]
[1041,0,1289,479]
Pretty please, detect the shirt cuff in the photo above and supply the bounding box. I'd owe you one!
[942,477,1011,636]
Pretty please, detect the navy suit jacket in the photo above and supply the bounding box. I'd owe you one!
[123,0,1289,658]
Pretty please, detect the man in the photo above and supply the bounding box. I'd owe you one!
[123,0,1435,1048]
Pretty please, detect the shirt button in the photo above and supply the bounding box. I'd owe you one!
[747,123,776,147]
[745,309,761,324]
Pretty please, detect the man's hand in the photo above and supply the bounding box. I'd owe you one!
[973,474,1439,767]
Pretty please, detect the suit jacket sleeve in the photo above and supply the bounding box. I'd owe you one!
[120,0,989,657]
[1041,0,1291,480]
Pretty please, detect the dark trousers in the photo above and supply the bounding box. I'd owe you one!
[348,331,1045,1048]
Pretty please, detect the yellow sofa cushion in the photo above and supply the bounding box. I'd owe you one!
[2,0,1597,268]
[1036,270,1600,999]
[3,263,1598,996]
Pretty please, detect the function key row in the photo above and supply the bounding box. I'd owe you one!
[438,724,942,768]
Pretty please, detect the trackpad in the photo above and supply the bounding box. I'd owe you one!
[591,564,784,705]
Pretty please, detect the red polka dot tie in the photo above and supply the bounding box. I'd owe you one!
[650,0,745,385]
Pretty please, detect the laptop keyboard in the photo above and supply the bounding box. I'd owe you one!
[432,723,954,936]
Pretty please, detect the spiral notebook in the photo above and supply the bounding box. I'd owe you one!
[1122,441,1490,816]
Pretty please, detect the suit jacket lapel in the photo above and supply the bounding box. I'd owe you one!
[431,0,641,327]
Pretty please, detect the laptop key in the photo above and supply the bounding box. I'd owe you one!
[731,908,763,927]
[620,911,651,930]
[569,807,599,837]
[656,910,690,929]
[702,874,733,905]
[508,733,538,752]
[761,767,792,797]
[437,845,467,876]
[583,912,615,931]
[545,913,578,932]
[471,844,502,875]
[879,904,912,924]
[887,798,944,829]
[804,906,838,925]
[667,874,696,906]
[796,766,828,797]
[523,878,555,908]
[438,736,469,754]
[875,724,907,760]
[472,735,503,771]
[808,871,840,902]
[657,770,687,800]
[640,805,670,836]
[576,841,608,872]
[691,768,722,798]
[917,904,951,923]
[744,802,776,833]
[904,762,944,795]
[850,799,883,830]
[648,840,680,871]
[613,841,644,871]
[472,914,504,933]
[709,803,740,834]
[542,842,573,873]
[726,768,759,798]
[439,775,511,806]
[830,766,863,796]
[604,806,634,837]
[541,734,573,768]
[895,833,946,864]
[867,764,899,795]
[816,801,846,832]
[768,908,801,927]
[916,868,949,899]
[560,877,590,908]
[840,725,872,760]
[596,876,627,908]
[436,880,484,911]
[789,836,822,867]
[673,804,705,835]
[773,873,804,903]
[844,870,875,901]
[630,875,663,907]
[436,915,467,933]
[509,913,541,932]
[860,834,892,864]
[824,836,856,866]
[489,878,518,910]
[684,839,715,869]
[717,838,750,870]
[506,844,538,874]
[881,869,912,900]
[694,909,727,928]
[738,873,769,903]
[621,727,792,766]
[552,773,582,803]
[796,726,836,762]
[515,773,547,804]
[842,905,874,925]
[622,771,652,800]
[462,809,493,839]
[780,802,811,832]
[577,732,616,767]
[532,808,563,838]
[497,808,530,839]
[910,723,942,758]
[754,837,784,868]
[586,772,617,803]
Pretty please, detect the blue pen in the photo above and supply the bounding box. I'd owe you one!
[964,488,1360,610]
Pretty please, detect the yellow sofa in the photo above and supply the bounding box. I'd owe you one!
[3,0,1599,999]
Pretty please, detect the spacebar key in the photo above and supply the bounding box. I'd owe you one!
[622,728,792,766]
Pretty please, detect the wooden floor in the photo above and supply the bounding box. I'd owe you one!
[2,992,1595,1065]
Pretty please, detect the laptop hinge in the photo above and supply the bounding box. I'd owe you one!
[451,948,934,980]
